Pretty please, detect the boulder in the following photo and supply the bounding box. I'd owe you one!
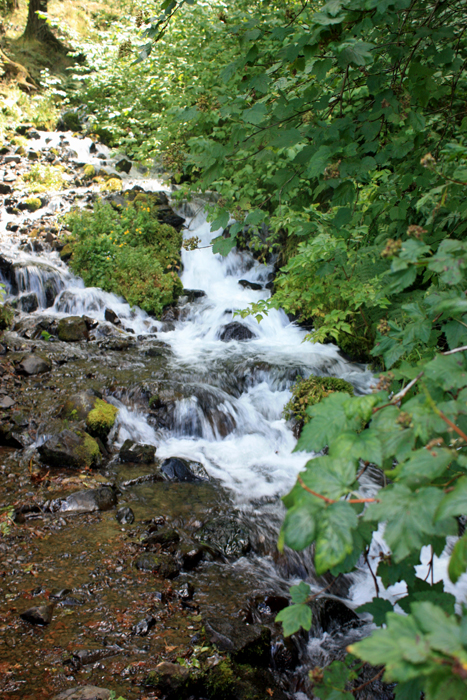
[53,687,111,700]
[194,517,250,559]
[119,439,156,463]
[38,429,101,469]
[17,354,51,375]
[57,486,117,514]
[12,292,39,313]
[144,662,190,695]
[203,616,271,665]
[62,390,100,421]
[134,552,180,578]
[115,158,132,174]
[219,322,256,342]
[182,289,206,301]
[160,457,208,482]
[57,316,89,342]
[104,307,120,324]
[20,604,54,626]
[62,391,118,441]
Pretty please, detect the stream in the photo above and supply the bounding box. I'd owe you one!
[0,128,392,700]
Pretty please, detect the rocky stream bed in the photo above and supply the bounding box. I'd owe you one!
[0,126,391,700]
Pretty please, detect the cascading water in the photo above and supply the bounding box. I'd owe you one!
[0,129,426,698]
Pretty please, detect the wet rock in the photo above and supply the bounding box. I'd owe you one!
[0,183,12,194]
[57,486,117,514]
[62,390,101,421]
[38,429,101,469]
[177,582,195,600]
[145,662,190,695]
[57,110,82,132]
[315,597,360,634]
[119,439,156,463]
[161,457,208,482]
[57,316,89,342]
[115,158,132,173]
[161,306,179,322]
[182,288,206,301]
[205,661,287,700]
[104,307,120,324]
[135,552,180,578]
[20,603,54,626]
[195,517,250,559]
[116,506,135,524]
[204,616,271,665]
[219,322,256,342]
[70,647,121,668]
[59,244,73,262]
[156,206,185,231]
[238,279,263,290]
[53,687,110,700]
[12,292,39,313]
[144,528,180,549]
[177,542,205,570]
[17,354,51,375]
[133,615,156,636]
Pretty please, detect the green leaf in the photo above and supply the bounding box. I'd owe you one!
[314,501,358,574]
[365,485,443,561]
[300,455,357,500]
[424,354,467,392]
[357,598,394,626]
[448,535,467,583]
[329,429,383,466]
[212,234,236,256]
[297,392,360,453]
[306,146,332,178]
[275,603,312,637]
[436,476,467,521]
[281,500,318,550]
[290,581,311,604]
[242,103,267,125]
[392,447,453,489]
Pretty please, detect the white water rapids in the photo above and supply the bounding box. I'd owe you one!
[2,130,467,689]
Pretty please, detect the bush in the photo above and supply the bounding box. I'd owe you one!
[65,199,183,317]
[284,375,354,428]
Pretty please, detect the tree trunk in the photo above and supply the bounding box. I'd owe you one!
[22,0,62,47]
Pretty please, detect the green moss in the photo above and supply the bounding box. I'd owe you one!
[101,177,123,192]
[24,196,42,212]
[60,244,73,261]
[83,164,96,179]
[284,375,354,425]
[65,199,183,317]
[0,303,14,332]
[148,394,160,408]
[75,432,101,468]
[205,660,236,699]
[86,398,118,440]
[19,164,66,193]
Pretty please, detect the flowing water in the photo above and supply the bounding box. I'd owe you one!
[2,130,462,699]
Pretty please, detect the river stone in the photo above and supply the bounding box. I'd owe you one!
[203,616,271,664]
[17,354,51,375]
[133,615,156,636]
[135,552,180,578]
[38,429,101,469]
[119,439,156,463]
[13,292,39,313]
[58,316,89,342]
[144,528,180,549]
[145,662,190,694]
[160,457,208,482]
[20,603,54,626]
[194,517,250,559]
[0,396,16,408]
[53,687,111,700]
[219,322,256,342]
[115,158,132,173]
[238,279,263,290]
[116,506,135,524]
[104,307,120,324]
[58,486,117,514]
[62,390,98,420]
[182,288,206,301]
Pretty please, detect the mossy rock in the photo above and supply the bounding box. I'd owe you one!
[100,177,122,192]
[37,429,101,470]
[86,398,118,441]
[24,196,42,212]
[0,303,14,332]
[57,316,88,342]
[60,244,73,262]
[83,164,96,179]
[58,111,82,132]
[283,375,354,427]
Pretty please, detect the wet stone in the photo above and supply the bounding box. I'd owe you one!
[20,603,54,626]
[194,516,250,559]
[238,279,263,290]
[144,662,190,694]
[0,395,16,408]
[119,439,156,463]
[182,288,206,301]
[160,456,208,482]
[52,688,110,700]
[38,429,101,470]
[144,527,180,549]
[219,321,256,342]
[134,552,180,578]
[57,316,89,342]
[57,486,117,514]
[17,353,51,375]
[104,307,120,324]
[203,616,271,664]
[116,505,135,524]
[115,158,132,173]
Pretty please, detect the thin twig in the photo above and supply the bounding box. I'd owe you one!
[352,668,384,693]
[392,371,424,401]
[298,475,379,504]
[442,345,467,356]
[364,548,380,597]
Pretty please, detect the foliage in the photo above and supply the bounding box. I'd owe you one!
[65,198,183,317]
[283,374,354,427]
[0,506,15,537]
[18,163,67,193]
